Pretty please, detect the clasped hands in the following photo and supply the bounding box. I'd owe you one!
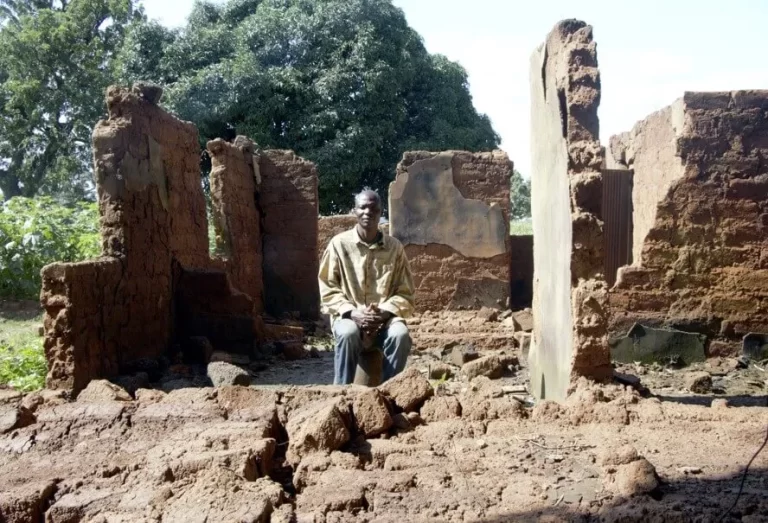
[349,304,393,337]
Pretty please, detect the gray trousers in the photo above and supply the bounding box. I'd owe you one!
[332,319,412,385]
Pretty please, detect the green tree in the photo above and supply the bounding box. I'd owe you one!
[0,0,137,200]
[117,0,500,213]
[510,169,530,220]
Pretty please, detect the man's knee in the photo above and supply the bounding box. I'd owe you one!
[386,322,411,345]
[334,318,361,342]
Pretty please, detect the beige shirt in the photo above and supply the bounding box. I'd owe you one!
[318,228,415,324]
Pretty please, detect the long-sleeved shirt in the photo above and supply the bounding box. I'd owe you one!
[318,228,415,325]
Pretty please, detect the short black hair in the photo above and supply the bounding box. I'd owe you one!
[354,188,381,208]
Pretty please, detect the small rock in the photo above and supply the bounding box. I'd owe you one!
[445,344,479,367]
[476,439,487,450]
[546,454,565,463]
[207,361,251,387]
[463,355,508,380]
[286,399,351,465]
[478,307,499,323]
[429,363,454,380]
[378,368,434,412]
[420,396,462,423]
[77,380,132,403]
[0,405,35,434]
[609,458,659,496]
[678,466,702,475]
[511,309,533,332]
[685,371,712,394]
[352,389,393,437]
[711,398,729,409]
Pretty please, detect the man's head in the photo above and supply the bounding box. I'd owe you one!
[353,189,382,233]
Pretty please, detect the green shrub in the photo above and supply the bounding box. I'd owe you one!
[0,197,101,299]
[0,333,46,392]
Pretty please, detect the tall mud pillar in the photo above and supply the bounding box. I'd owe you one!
[528,20,610,402]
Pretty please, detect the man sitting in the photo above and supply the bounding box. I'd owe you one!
[318,189,415,385]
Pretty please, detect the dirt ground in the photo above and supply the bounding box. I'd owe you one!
[1,307,768,522]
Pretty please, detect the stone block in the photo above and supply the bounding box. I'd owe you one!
[378,368,433,412]
[610,324,706,365]
[352,389,393,437]
[285,399,351,466]
[207,361,251,387]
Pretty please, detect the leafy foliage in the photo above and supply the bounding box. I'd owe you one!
[0,197,100,298]
[509,169,531,220]
[0,0,138,200]
[116,0,500,213]
[0,332,45,392]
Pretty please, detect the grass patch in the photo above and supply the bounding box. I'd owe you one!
[0,301,45,392]
[510,219,533,236]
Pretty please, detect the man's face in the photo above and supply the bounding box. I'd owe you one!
[354,194,382,230]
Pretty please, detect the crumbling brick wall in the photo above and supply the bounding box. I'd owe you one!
[607,91,768,355]
[390,150,512,311]
[528,20,610,402]
[208,137,264,313]
[260,150,320,320]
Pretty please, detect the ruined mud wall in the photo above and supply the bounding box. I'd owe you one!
[208,137,264,313]
[608,91,768,355]
[528,20,610,402]
[41,86,266,393]
[42,85,198,392]
[318,215,358,261]
[390,151,512,311]
[260,150,320,320]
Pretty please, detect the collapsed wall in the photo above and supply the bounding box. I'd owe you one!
[528,20,610,402]
[389,151,512,311]
[260,151,320,320]
[608,91,768,355]
[41,85,263,393]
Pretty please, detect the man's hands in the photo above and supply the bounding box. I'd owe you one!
[350,305,393,336]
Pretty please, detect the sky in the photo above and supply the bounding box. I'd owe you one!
[142,0,768,176]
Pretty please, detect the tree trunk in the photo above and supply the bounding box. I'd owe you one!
[0,172,22,200]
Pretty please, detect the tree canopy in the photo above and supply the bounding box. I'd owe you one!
[509,169,531,220]
[117,0,500,213]
[0,0,138,200]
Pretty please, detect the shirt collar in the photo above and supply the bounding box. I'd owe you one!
[354,228,385,249]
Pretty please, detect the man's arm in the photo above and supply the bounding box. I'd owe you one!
[378,244,415,319]
[318,241,356,318]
